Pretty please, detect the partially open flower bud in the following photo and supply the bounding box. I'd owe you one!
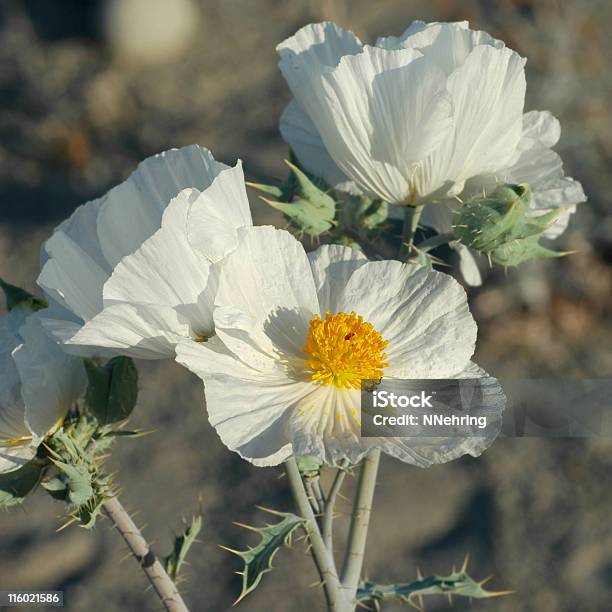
[452,184,567,266]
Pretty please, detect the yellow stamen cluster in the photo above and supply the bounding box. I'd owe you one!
[303,311,389,389]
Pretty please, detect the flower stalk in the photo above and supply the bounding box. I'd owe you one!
[340,450,380,601]
[400,205,424,258]
[322,462,347,552]
[417,231,455,252]
[285,458,351,611]
[102,495,189,612]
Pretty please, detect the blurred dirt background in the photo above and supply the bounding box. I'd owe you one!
[0,0,611,610]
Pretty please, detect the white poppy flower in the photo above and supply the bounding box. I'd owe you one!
[279,20,585,260]
[57,156,252,359]
[37,145,252,358]
[175,226,504,467]
[277,20,526,205]
[417,110,587,286]
[0,309,86,474]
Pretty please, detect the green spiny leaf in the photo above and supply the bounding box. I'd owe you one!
[356,564,512,610]
[0,278,47,312]
[284,160,331,206]
[357,198,389,231]
[452,183,570,266]
[225,512,306,603]
[44,420,114,529]
[244,181,284,198]
[51,460,94,506]
[491,236,567,267]
[408,247,436,270]
[164,515,203,581]
[263,198,335,237]
[254,157,337,238]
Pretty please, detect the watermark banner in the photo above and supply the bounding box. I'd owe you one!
[360,378,612,438]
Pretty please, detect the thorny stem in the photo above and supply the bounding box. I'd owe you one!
[102,495,189,612]
[341,450,381,601]
[416,231,455,253]
[304,478,321,514]
[312,477,326,515]
[323,462,348,552]
[400,205,424,259]
[285,458,351,612]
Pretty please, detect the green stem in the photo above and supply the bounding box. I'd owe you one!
[285,458,350,611]
[340,450,381,601]
[400,205,424,259]
[416,231,455,253]
[322,462,348,552]
[304,478,321,514]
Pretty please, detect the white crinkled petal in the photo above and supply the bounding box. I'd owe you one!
[38,230,110,322]
[37,313,101,358]
[279,100,359,193]
[442,44,526,187]
[376,20,469,51]
[277,21,363,82]
[0,309,29,442]
[287,45,456,203]
[410,44,525,201]
[519,110,561,150]
[377,21,504,76]
[307,244,367,314]
[367,362,505,467]
[214,226,319,331]
[14,313,86,438]
[336,261,476,378]
[101,187,216,341]
[40,197,108,273]
[420,200,454,233]
[38,145,231,330]
[67,302,190,359]
[533,177,585,239]
[213,306,291,375]
[176,337,305,466]
[453,242,483,287]
[96,145,229,269]
[186,161,253,263]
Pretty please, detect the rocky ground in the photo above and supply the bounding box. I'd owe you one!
[0,1,611,610]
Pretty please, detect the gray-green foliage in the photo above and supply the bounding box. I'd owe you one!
[0,458,47,508]
[248,159,336,238]
[452,183,568,266]
[0,277,47,312]
[40,411,143,528]
[164,515,203,581]
[84,357,138,425]
[224,511,306,603]
[357,562,512,610]
[332,234,363,251]
[43,420,113,528]
[295,455,323,478]
[352,196,389,232]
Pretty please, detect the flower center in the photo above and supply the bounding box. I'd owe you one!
[303,311,389,389]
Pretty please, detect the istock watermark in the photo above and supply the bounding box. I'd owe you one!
[361,378,612,438]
